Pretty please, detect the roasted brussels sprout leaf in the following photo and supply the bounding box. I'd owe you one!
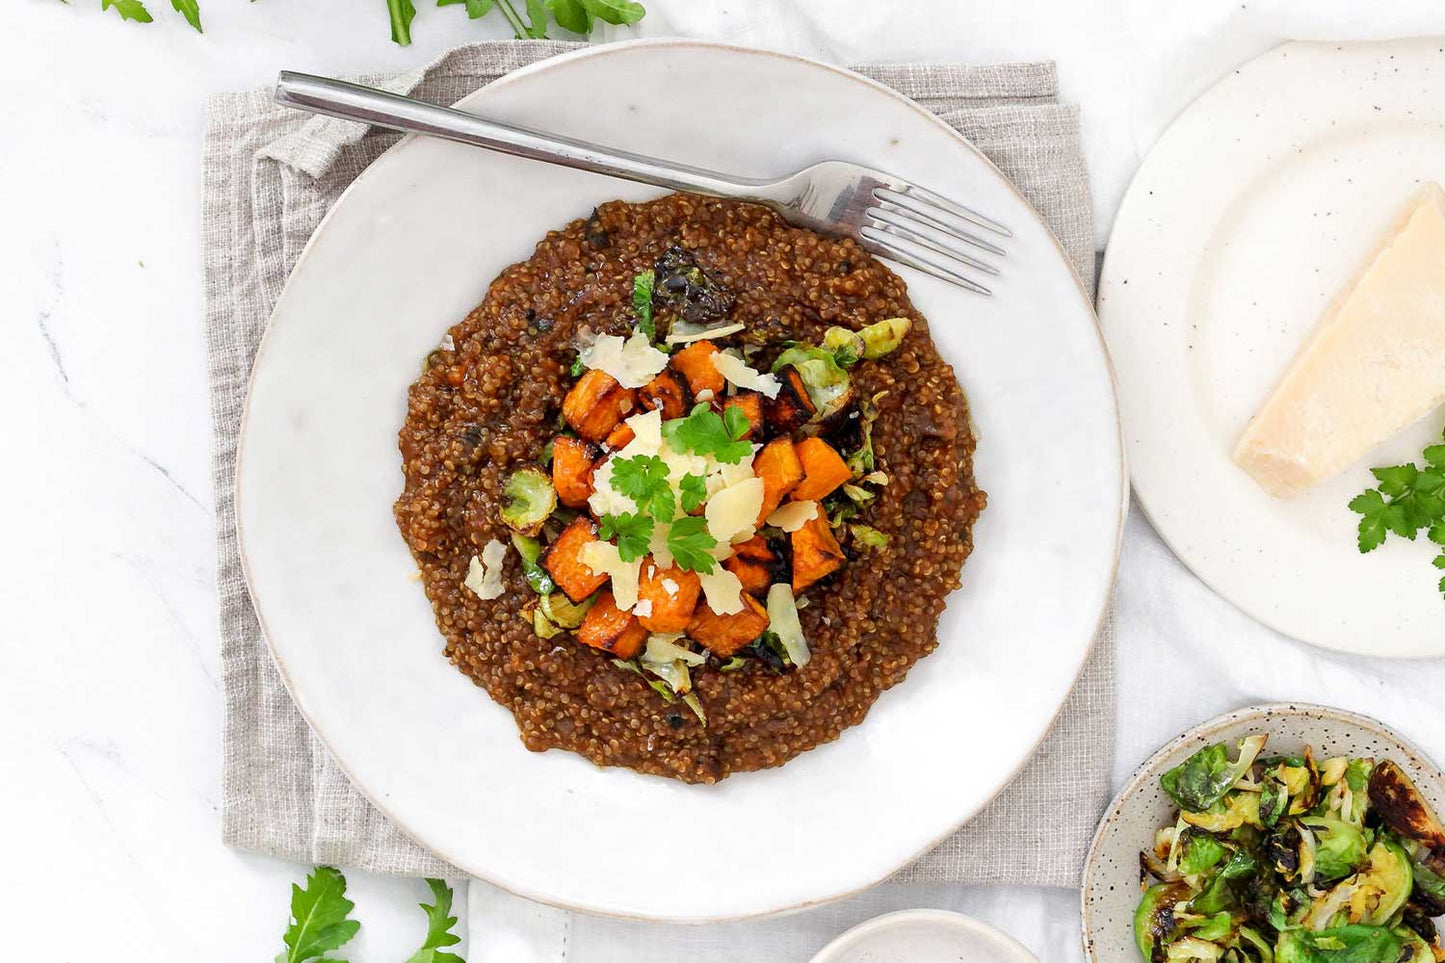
[652,245,734,328]
[1276,925,1404,963]
[771,345,854,422]
[821,326,866,367]
[858,316,911,359]
[1301,816,1369,881]
[1162,735,1268,813]
[1370,761,1445,852]
[540,591,595,629]
[500,467,558,536]
[510,533,556,595]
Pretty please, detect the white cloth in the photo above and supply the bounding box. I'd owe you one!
[467,4,1445,962]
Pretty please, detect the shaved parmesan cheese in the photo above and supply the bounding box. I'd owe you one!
[695,389,715,402]
[463,539,508,600]
[578,331,668,388]
[766,583,810,667]
[645,635,706,666]
[665,321,746,344]
[712,351,781,398]
[587,458,637,518]
[767,500,819,532]
[633,599,654,618]
[648,524,675,569]
[579,541,641,610]
[705,477,764,544]
[617,408,662,457]
[698,566,745,615]
[661,577,679,596]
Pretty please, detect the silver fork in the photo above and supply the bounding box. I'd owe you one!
[274,71,1011,294]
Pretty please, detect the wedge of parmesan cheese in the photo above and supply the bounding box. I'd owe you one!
[578,331,668,388]
[1235,185,1445,497]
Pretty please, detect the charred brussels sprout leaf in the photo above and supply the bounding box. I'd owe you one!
[1276,925,1403,963]
[652,246,735,327]
[849,524,889,551]
[540,591,595,629]
[1179,833,1228,877]
[821,326,866,367]
[1301,816,1369,881]
[1136,882,1189,962]
[858,316,912,359]
[771,346,854,422]
[1259,780,1288,827]
[1162,736,1268,813]
[500,467,558,536]
[510,533,555,595]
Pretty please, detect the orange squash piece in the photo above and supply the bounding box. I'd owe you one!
[639,370,689,419]
[687,594,771,657]
[764,367,815,433]
[791,437,851,502]
[636,563,702,633]
[563,369,637,443]
[723,555,772,596]
[791,514,846,592]
[753,437,804,524]
[604,422,635,451]
[542,516,610,602]
[576,590,647,659]
[723,391,765,439]
[731,535,775,562]
[551,436,597,509]
[670,340,725,396]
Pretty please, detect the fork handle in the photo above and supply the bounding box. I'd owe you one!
[274,72,764,197]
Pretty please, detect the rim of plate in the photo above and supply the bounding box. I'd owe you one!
[809,908,1041,963]
[1098,38,1445,659]
[1078,701,1444,960]
[235,37,1127,921]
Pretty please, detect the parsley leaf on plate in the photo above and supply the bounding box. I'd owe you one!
[276,866,360,963]
[679,473,708,514]
[610,454,675,521]
[632,269,656,339]
[1349,427,1445,598]
[102,0,154,22]
[598,512,654,562]
[403,879,464,963]
[664,403,752,464]
[667,516,718,573]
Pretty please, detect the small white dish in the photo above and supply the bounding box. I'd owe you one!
[236,38,1123,921]
[810,909,1040,963]
[1099,38,1445,657]
[1080,702,1445,963]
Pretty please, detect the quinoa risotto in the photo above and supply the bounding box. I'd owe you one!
[393,193,985,783]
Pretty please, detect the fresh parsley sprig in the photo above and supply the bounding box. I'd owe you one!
[632,270,656,340]
[598,511,654,562]
[662,403,752,464]
[610,454,675,521]
[667,515,719,573]
[679,472,708,513]
[1348,430,1445,596]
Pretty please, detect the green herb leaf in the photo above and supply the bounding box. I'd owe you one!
[666,516,718,573]
[598,512,654,562]
[664,403,751,464]
[546,0,591,32]
[679,473,708,513]
[524,0,550,36]
[610,454,675,521]
[569,356,587,378]
[387,0,417,43]
[1425,443,1445,469]
[722,404,750,441]
[101,0,154,22]
[403,879,464,963]
[1349,489,1388,553]
[276,866,360,963]
[632,269,656,339]
[1372,464,1418,498]
[170,0,202,30]
[579,0,645,24]
[437,0,495,16]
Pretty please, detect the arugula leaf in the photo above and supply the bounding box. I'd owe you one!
[546,0,591,32]
[667,516,718,573]
[170,0,201,30]
[679,473,708,513]
[579,0,645,24]
[524,0,550,36]
[387,0,417,43]
[102,0,154,22]
[610,454,675,520]
[276,866,360,963]
[403,879,464,963]
[437,0,495,16]
[632,270,656,339]
[597,512,654,562]
[664,403,751,464]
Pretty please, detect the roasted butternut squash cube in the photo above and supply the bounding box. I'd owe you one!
[723,555,773,596]
[670,340,725,396]
[542,516,610,602]
[563,369,637,443]
[636,563,702,633]
[639,370,689,419]
[576,589,647,659]
[723,391,765,439]
[791,437,851,502]
[731,535,775,562]
[687,594,771,657]
[551,436,597,509]
[764,367,815,433]
[753,437,804,524]
[791,514,846,592]
[604,422,635,451]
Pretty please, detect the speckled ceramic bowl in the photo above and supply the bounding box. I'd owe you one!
[1080,703,1445,962]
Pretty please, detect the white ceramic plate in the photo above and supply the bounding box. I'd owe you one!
[237,39,1124,921]
[810,909,1040,963]
[1099,38,1445,658]
[1081,703,1445,962]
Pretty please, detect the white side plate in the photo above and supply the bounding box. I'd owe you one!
[237,39,1123,921]
[1100,39,1445,657]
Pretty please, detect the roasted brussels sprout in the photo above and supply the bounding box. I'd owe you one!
[1163,736,1269,813]
[821,326,866,367]
[499,467,558,536]
[771,345,854,422]
[510,533,556,595]
[1300,816,1369,881]
[540,591,596,629]
[1276,925,1405,963]
[652,245,735,327]
[858,316,912,359]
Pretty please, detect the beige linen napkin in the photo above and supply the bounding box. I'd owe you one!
[205,40,1113,887]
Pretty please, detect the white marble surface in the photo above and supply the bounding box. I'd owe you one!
[6,1,1445,960]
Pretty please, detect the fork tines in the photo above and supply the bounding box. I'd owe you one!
[863,184,1011,295]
